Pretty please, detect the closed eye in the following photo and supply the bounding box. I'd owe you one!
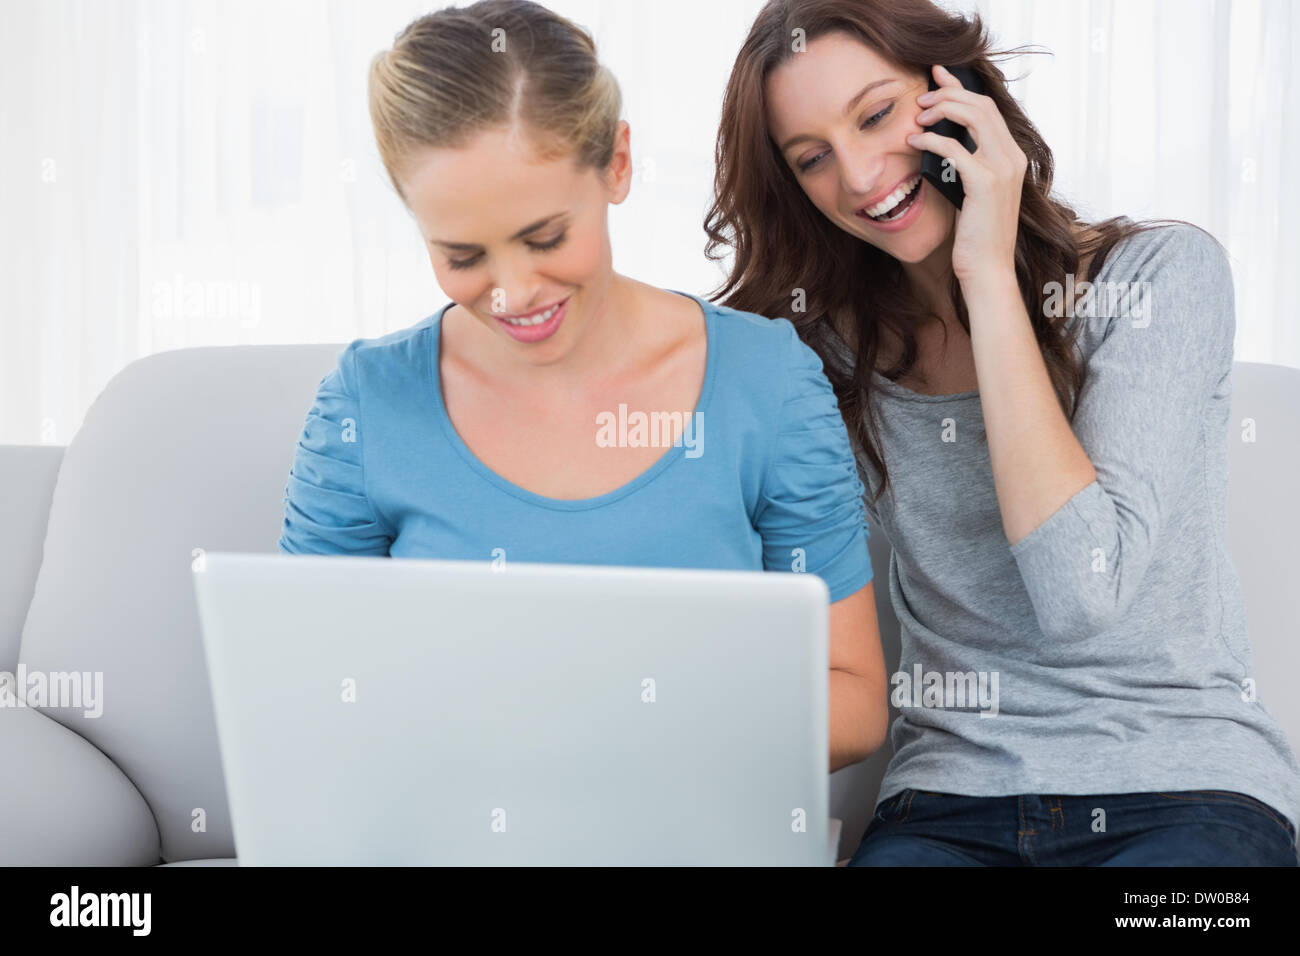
[447,232,569,271]
[797,104,895,173]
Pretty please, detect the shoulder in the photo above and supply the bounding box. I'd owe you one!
[346,312,439,362]
[1072,222,1235,376]
[704,299,827,383]
[1076,221,1234,342]
[1095,220,1232,290]
[330,312,441,391]
[701,301,850,464]
[704,303,839,431]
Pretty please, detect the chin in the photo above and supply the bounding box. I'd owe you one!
[888,215,952,264]
[879,234,941,264]
[890,243,939,265]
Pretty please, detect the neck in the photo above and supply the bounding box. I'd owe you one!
[900,228,958,321]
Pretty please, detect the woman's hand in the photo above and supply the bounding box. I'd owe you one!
[906,64,1027,286]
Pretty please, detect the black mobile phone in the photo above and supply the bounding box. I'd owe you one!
[919,65,986,210]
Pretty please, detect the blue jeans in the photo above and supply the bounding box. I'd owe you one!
[848,789,1299,866]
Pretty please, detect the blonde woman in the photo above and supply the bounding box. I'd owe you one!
[278,0,888,773]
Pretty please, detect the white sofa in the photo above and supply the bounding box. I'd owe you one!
[1,345,1296,865]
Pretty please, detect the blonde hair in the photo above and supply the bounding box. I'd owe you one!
[368,0,623,203]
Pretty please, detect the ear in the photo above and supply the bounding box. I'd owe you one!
[601,120,634,204]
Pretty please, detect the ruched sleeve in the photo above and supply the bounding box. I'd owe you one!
[754,321,873,602]
[278,342,394,556]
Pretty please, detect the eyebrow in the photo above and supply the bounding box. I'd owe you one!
[778,78,898,153]
[429,213,569,251]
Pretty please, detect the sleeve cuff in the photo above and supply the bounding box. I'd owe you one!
[1008,480,1105,560]
[822,525,874,603]
[1007,480,1115,641]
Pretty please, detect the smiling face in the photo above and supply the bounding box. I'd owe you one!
[399,122,631,366]
[765,31,954,267]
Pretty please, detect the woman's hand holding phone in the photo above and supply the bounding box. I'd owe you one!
[908,64,1027,287]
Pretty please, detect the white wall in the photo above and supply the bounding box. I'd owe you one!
[1,0,1296,444]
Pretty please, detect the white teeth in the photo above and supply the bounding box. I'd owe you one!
[503,301,562,326]
[865,175,921,219]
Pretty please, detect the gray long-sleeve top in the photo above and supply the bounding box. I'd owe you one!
[824,222,1300,833]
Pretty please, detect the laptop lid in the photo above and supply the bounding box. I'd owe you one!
[192,552,830,865]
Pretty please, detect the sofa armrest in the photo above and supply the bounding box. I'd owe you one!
[0,445,64,673]
[0,702,160,865]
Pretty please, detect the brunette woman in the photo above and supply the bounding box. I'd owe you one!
[706,0,1300,865]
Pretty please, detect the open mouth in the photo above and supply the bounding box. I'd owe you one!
[500,301,563,327]
[493,295,570,343]
[860,174,922,223]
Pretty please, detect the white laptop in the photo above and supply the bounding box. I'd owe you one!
[191,552,832,866]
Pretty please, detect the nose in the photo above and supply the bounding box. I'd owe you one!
[838,137,889,204]
[490,261,541,317]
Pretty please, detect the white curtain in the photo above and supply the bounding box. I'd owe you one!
[2,0,1296,446]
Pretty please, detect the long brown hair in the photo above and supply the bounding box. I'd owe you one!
[703,0,1166,508]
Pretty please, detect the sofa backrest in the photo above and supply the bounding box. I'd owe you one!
[1220,362,1300,747]
[0,445,63,674]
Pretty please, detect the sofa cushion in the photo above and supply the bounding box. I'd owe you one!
[0,704,159,865]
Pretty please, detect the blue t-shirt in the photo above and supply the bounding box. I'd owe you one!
[278,290,872,602]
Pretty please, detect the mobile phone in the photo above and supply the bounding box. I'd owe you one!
[919,65,986,210]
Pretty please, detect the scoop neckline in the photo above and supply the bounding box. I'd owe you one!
[429,289,718,512]
[868,368,980,403]
[827,321,979,402]
[856,226,1133,403]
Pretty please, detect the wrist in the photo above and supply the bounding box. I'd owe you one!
[957,264,1020,300]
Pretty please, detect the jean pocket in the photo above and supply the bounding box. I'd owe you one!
[874,788,914,823]
[1155,790,1296,843]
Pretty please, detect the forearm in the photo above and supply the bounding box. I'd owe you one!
[964,270,1097,546]
[829,667,887,773]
